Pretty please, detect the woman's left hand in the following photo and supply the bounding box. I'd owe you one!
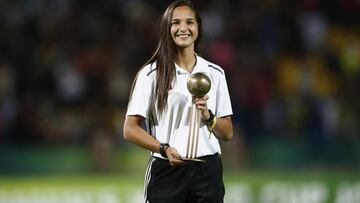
[194,95,210,121]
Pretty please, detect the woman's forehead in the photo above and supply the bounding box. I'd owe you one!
[172,6,196,20]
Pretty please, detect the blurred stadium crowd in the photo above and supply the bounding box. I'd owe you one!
[0,0,359,171]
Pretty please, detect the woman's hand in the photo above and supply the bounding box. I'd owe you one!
[194,95,210,121]
[193,95,234,141]
[165,147,185,166]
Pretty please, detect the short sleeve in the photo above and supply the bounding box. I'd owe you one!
[216,72,233,117]
[126,66,154,119]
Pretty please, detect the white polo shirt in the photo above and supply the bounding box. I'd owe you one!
[126,55,233,159]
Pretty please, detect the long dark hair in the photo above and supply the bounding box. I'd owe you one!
[130,0,202,113]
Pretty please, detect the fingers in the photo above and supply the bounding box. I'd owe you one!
[169,158,185,166]
[166,147,185,166]
[194,95,209,109]
[193,95,209,102]
[193,95,211,120]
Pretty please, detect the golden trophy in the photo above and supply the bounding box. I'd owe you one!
[183,72,211,163]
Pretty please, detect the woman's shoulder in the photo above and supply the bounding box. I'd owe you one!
[197,55,225,76]
[138,62,157,78]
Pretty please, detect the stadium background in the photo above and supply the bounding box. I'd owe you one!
[0,0,359,202]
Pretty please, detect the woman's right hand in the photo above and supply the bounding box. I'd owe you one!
[165,147,185,166]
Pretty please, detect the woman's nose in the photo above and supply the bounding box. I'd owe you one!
[179,22,188,31]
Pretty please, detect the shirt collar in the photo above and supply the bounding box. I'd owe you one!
[175,54,204,75]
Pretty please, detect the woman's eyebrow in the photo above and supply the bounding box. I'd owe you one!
[171,17,195,21]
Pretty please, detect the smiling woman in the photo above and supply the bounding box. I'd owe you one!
[123,0,233,202]
[170,6,199,52]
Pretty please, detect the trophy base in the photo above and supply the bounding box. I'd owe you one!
[181,157,206,163]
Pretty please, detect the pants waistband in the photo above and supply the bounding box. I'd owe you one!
[154,153,220,164]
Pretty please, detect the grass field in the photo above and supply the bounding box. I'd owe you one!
[1,145,359,202]
[0,169,359,203]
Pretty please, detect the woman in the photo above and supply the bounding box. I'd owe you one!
[123,0,233,202]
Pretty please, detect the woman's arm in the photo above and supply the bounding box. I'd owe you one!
[211,116,233,141]
[123,115,184,165]
[194,96,234,141]
[123,115,161,153]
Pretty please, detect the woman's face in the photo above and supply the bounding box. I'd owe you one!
[170,6,199,50]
